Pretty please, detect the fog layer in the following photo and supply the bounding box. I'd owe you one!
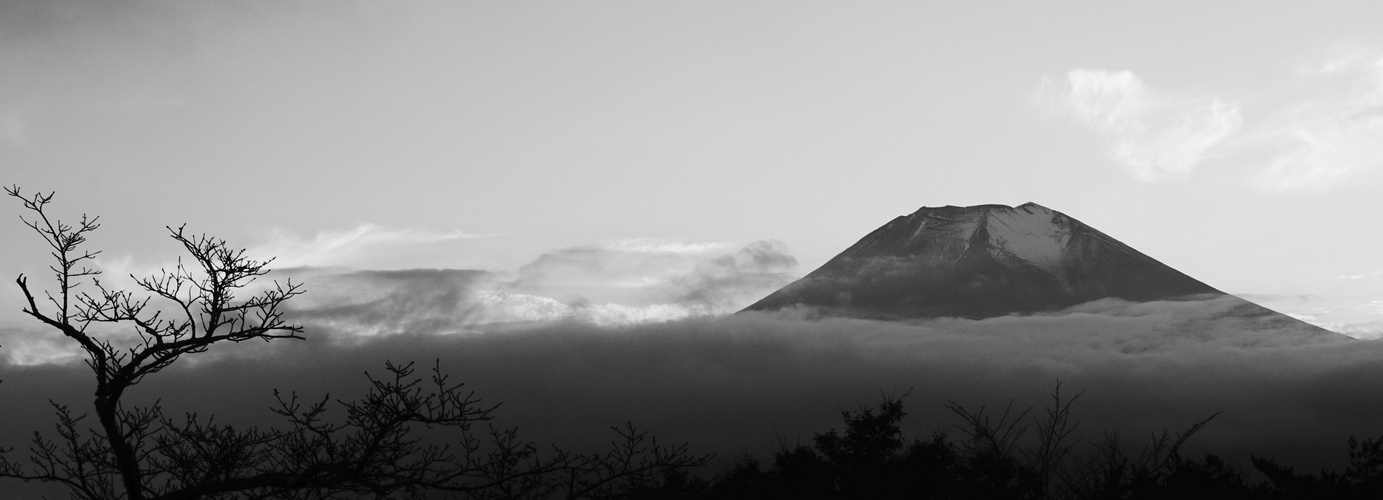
[3,297,1377,487]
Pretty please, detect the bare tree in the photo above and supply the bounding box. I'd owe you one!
[0,186,706,499]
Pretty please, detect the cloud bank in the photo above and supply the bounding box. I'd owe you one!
[1041,45,1383,192]
[0,298,1375,498]
[280,239,800,333]
[0,236,799,365]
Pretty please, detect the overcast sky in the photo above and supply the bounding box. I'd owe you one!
[6,6,1383,494]
[3,1,1383,351]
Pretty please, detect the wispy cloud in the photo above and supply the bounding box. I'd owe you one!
[249,223,484,269]
[1293,43,1378,77]
[1337,270,1383,280]
[1037,69,1242,180]
[1041,44,1383,193]
[1253,48,1383,193]
[600,238,735,254]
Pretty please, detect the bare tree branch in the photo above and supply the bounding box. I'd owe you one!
[1,186,707,499]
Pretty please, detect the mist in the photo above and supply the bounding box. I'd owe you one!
[4,296,1379,493]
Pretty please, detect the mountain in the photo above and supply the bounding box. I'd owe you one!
[742,202,1343,335]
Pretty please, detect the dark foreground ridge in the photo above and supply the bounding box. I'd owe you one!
[631,390,1383,499]
[743,203,1340,334]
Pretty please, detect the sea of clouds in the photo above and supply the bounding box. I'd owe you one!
[3,234,1382,496]
[3,294,1380,481]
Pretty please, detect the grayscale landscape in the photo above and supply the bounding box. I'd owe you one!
[2,2,1383,498]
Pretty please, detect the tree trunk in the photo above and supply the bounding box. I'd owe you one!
[95,395,144,500]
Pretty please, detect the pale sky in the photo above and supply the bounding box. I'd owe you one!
[3,1,1383,349]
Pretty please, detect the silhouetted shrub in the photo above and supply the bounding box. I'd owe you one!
[687,385,1383,500]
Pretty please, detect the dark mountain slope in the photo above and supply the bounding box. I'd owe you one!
[743,203,1345,341]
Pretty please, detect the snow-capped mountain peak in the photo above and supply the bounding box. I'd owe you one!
[742,202,1293,323]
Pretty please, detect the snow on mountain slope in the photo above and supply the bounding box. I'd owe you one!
[983,203,1071,277]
